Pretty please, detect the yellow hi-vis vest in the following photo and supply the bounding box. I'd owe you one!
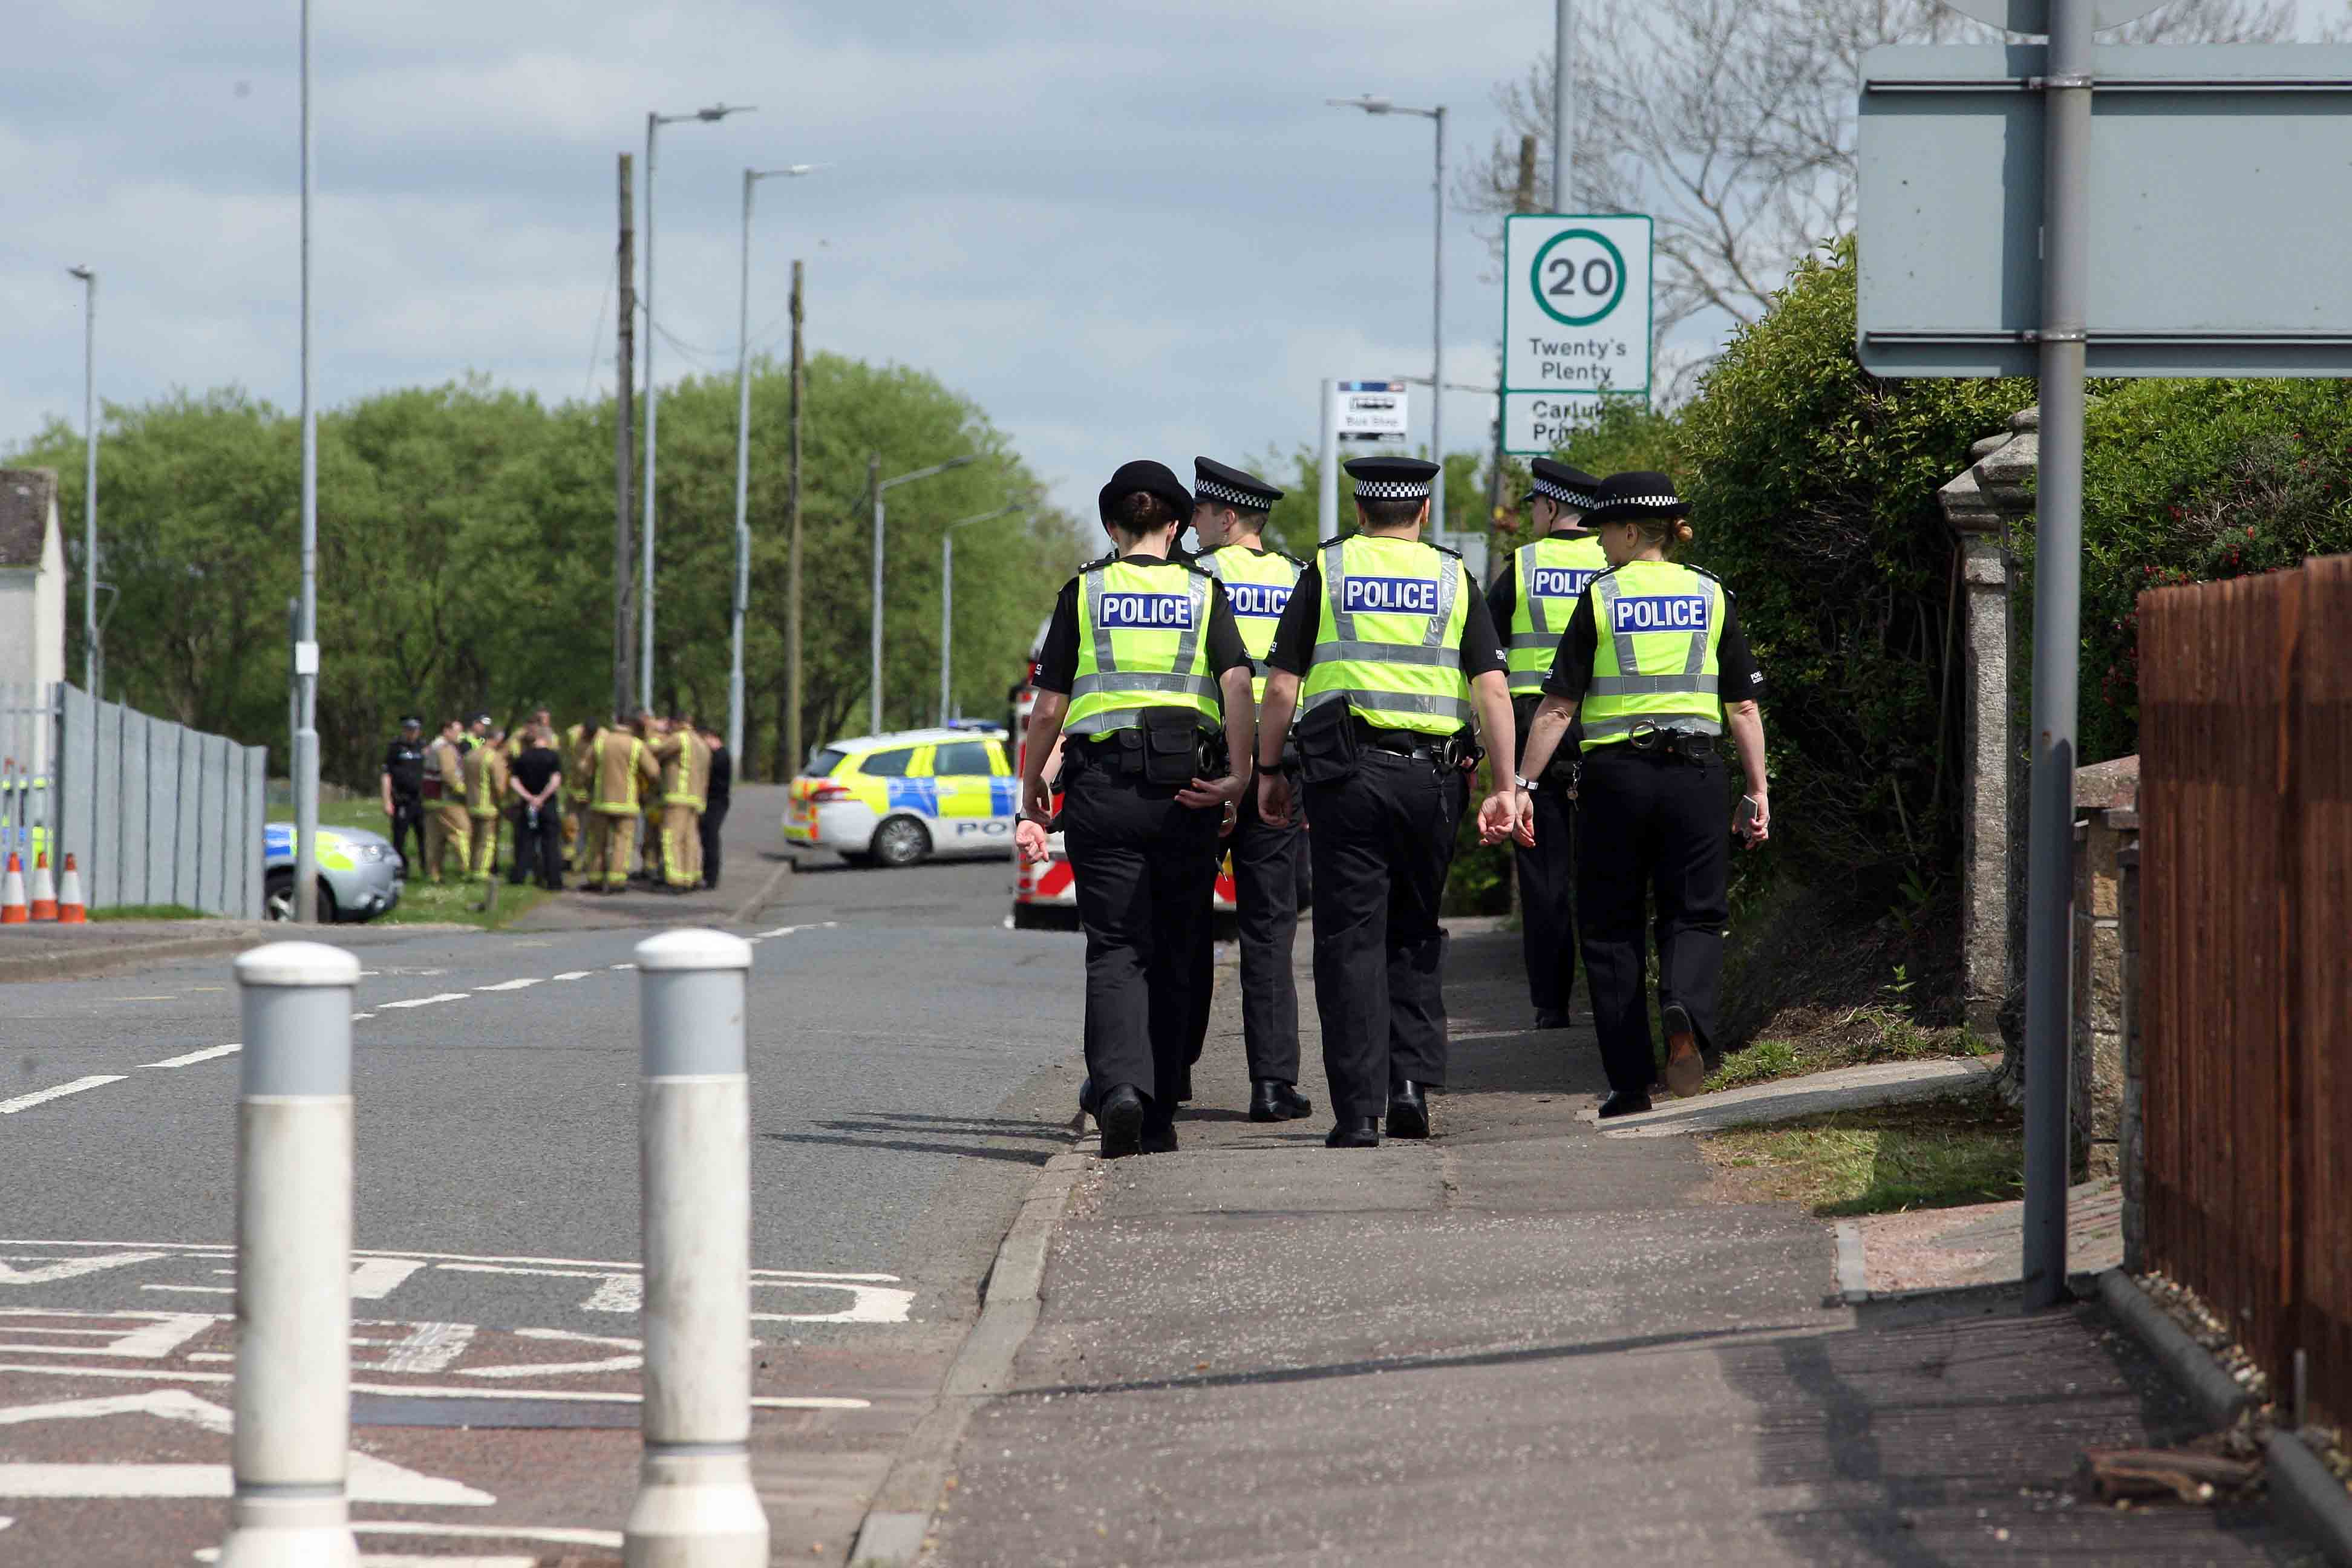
[1064,557,1221,737]
[1200,544,1302,708]
[1507,532,1610,696]
[1298,534,1471,738]
[1578,560,1726,751]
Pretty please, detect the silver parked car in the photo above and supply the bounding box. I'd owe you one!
[263,821,403,923]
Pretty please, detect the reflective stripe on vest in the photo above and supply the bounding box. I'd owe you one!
[1506,533,1610,694]
[1579,561,1725,751]
[1200,545,1300,707]
[593,736,648,813]
[1298,535,1471,737]
[1065,560,1220,737]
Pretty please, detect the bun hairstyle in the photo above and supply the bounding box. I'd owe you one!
[1628,513,1695,555]
[1111,489,1180,537]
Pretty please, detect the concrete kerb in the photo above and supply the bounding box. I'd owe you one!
[0,929,272,984]
[725,855,794,926]
[2097,1269,2352,1566]
[848,1132,1096,1567]
[1589,1056,1997,1138]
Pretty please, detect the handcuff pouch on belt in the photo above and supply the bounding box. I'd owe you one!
[1292,700,1359,786]
[1625,722,1717,764]
[1139,707,1209,786]
[1442,731,1482,774]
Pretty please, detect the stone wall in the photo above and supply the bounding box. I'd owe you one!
[2071,755,2138,1180]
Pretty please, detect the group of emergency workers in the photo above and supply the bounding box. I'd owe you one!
[1016,449,1771,1158]
[379,706,732,900]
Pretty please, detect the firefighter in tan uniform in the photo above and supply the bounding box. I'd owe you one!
[581,715,662,893]
[425,719,472,881]
[562,719,595,869]
[463,727,511,890]
[655,717,711,892]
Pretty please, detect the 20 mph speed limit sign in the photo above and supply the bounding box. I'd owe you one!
[1503,213,1653,454]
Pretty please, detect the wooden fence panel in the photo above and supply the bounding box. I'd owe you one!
[2293,557,2351,1426]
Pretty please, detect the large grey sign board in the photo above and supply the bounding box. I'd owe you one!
[1857,44,2352,377]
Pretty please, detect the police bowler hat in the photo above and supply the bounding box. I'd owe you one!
[1099,460,1194,529]
[1578,471,1691,527]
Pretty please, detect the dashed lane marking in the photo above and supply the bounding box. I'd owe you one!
[377,992,472,1011]
[550,970,592,981]
[472,979,541,993]
[0,1364,868,1410]
[142,1045,239,1070]
[0,1077,127,1116]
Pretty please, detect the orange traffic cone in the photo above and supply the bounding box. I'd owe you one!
[1,852,25,924]
[56,854,87,924]
[27,852,56,921]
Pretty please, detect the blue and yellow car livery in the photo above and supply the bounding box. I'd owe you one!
[785,727,1016,868]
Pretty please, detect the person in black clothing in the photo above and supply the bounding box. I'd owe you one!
[1017,460,1256,1158]
[698,727,731,890]
[506,727,566,890]
[379,716,428,875]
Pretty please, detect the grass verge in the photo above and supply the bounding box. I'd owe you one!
[1707,1002,1996,1094]
[88,903,211,921]
[312,798,552,931]
[1697,1088,2022,1217]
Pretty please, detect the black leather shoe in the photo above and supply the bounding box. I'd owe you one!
[1142,1116,1178,1155]
[1534,1008,1572,1029]
[1097,1085,1145,1158]
[1597,1090,1653,1119]
[1078,1079,1100,1118]
[1325,1117,1381,1149]
[1385,1081,1431,1140]
[1248,1080,1313,1122]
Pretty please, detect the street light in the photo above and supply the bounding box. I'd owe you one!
[869,454,979,736]
[1329,93,1448,533]
[939,505,1025,724]
[730,162,821,765]
[293,0,322,926]
[641,100,753,712]
[65,266,97,697]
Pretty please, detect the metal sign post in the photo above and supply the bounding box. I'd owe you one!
[1857,14,2352,1308]
[1501,213,1652,456]
[1319,381,1411,542]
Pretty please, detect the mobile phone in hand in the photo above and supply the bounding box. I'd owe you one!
[1734,795,1760,839]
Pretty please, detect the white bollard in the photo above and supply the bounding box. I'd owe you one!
[625,929,768,1568]
[220,941,362,1568]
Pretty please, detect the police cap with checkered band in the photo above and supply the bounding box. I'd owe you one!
[1343,454,1441,503]
[1578,469,1691,526]
[1524,457,1601,513]
[1192,456,1282,514]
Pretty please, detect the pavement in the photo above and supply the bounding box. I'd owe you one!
[1849,1178,2127,1298]
[920,923,2322,1567]
[0,822,1092,1567]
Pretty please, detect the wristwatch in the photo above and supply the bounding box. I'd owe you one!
[1256,754,1284,772]
[1514,775,1540,792]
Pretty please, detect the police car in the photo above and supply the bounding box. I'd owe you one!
[263,821,403,923]
[784,726,1018,867]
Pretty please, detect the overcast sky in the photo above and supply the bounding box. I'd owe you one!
[5,1,2343,522]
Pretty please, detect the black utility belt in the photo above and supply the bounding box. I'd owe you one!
[1073,714,1227,785]
[1609,725,1720,762]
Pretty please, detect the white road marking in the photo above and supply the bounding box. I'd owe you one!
[472,978,541,993]
[200,1556,531,1567]
[0,1253,167,1287]
[349,1258,427,1300]
[353,1320,475,1375]
[458,1327,639,1379]
[754,920,840,939]
[351,1012,376,1021]
[0,1076,128,1115]
[550,970,593,981]
[142,1044,240,1070]
[0,1389,495,1505]
[608,962,635,970]
[139,1286,231,1295]
[292,1521,625,1549]
[0,1362,870,1408]
[377,992,471,1011]
[0,1310,217,1359]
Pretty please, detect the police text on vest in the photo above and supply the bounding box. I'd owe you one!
[1342,576,1440,615]
[1227,583,1293,619]
[1529,567,1597,598]
[1611,595,1710,633]
[1098,593,1195,629]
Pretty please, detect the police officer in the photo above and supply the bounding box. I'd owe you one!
[1255,456,1520,1148]
[378,716,429,875]
[1016,460,1255,1158]
[1189,457,1312,1122]
[1498,472,1772,1116]
[1485,459,1606,1029]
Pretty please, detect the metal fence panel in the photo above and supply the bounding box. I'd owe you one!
[194,734,226,916]
[171,724,199,911]
[143,717,175,904]
[55,685,93,878]
[93,701,123,907]
[2141,558,2349,1428]
[241,746,267,920]
[119,711,152,907]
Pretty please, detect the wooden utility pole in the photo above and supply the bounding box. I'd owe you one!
[785,259,806,774]
[613,152,638,720]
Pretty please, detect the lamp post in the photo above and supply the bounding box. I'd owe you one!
[641,100,753,712]
[66,266,97,697]
[293,0,321,924]
[730,162,818,765]
[939,505,1025,724]
[1329,94,1447,531]
[870,455,979,737]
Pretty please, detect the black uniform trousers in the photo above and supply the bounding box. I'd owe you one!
[1178,787,1304,1086]
[1576,746,1731,1096]
[699,801,729,889]
[508,803,564,889]
[1304,749,1462,1124]
[1515,785,1579,1013]
[387,795,426,877]
[1063,758,1221,1123]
